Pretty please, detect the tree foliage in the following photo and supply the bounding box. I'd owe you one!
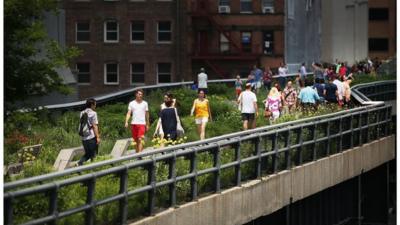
[5,0,80,108]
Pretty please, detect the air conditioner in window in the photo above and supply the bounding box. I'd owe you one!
[262,6,274,14]
[218,6,231,14]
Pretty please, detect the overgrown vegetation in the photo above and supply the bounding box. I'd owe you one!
[4,77,395,225]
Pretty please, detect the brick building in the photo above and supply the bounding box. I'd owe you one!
[368,0,396,60]
[63,0,285,98]
[187,0,285,79]
[64,0,187,98]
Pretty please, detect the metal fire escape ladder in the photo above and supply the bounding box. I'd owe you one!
[207,16,243,53]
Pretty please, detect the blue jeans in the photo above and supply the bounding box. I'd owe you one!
[78,137,98,165]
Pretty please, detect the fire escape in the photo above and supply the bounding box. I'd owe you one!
[190,0,261,78]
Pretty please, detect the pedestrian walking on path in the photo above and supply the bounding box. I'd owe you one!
[125,90,150,153]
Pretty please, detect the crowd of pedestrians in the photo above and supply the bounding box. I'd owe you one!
[77,62,358,164]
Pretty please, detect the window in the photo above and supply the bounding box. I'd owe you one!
[241,32,252,53]
[131,63,145,84]
[219,0,229,6]
[104,63,119,84]
[220,33,229,53]
[158,63,171,83]
[131,21,145,43]
[262,0,274,13]
[76,22,90,43]
[240,0,252,13]
[369,8,389,21]
[104,20,119,42]
[158,21,172,43]
[263,31,274,55]
[76,63,90,84]
[369,38,389,52]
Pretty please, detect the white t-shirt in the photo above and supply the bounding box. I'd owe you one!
[278,66,288,77]
[80,108,98,141]
[240,90,257,114]
[198,72,208,88]
[128,100,149,125]
[333,79,344,100]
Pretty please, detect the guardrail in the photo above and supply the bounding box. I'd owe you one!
[26,73,313,112]
[4,80,396,225]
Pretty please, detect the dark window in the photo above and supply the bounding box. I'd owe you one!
[158,21,171,42]
[131,63,145,84]
[131,21,145,42]
[263,31,274,55]
[76,22,90,42]
[76,63,90,83]
[240,0,252,13]
[369,38,389,51]
[105,63,118,84]
[369,8,389,21]
[219,0,229,6]
[158,63,171,83]
[241,32,252,53]
[104,21,118,42]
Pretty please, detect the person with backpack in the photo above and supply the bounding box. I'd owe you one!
[77,98,100,166]
[281,81,297,114]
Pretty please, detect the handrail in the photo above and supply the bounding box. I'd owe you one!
[4,80,393,190]
[25,73,313,112]
[4,80,396,225]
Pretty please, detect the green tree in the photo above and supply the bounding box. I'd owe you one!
[5,0,80,109]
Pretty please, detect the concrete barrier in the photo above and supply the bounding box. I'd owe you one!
[53,147,84,171]
[128,136,395,225]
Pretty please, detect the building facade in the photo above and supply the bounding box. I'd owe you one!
[63,0,187,98]
[284,0,321,72]
[368,0,396,60]
[321,0,369,64]
[187,0,285,78]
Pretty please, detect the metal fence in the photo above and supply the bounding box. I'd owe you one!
[4,81,396,225]
[26,73,313,112]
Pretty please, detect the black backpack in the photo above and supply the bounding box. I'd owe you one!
[78,111,92,137]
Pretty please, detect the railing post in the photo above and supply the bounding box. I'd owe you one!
[85,176,96,225]
[147,158,156,216]
[350,114,354,149]
[326,121,330,156]
[272,133,278,173]
[296,127,303,166]
[213,144,221,193]
[338,117,343,152]
[190,150,198,201]
[255,135,262,177]
[169,152,177,207]
[285,130,291,170]
[4,195,13,225]
[312,123,317,161]
[234,140,241,186]
[119,166,128,225]
[48,185,58,225]
[366,110,371,143]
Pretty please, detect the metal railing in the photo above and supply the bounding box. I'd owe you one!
[26,73,313,112]
[4,80,396,225]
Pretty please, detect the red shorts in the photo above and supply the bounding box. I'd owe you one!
[131,124,146,140]
[236,89,242,96]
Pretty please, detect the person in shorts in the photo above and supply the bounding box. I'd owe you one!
[125,90,150,153]
[190,90,212,140]
[237,83,258,130]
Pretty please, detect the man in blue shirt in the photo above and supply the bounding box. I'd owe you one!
[251,65,263,93]
[298,79,320,113]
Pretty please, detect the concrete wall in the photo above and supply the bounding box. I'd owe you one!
[321,0,368,64]
[128,135,395,225]
[285,0,321,69]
